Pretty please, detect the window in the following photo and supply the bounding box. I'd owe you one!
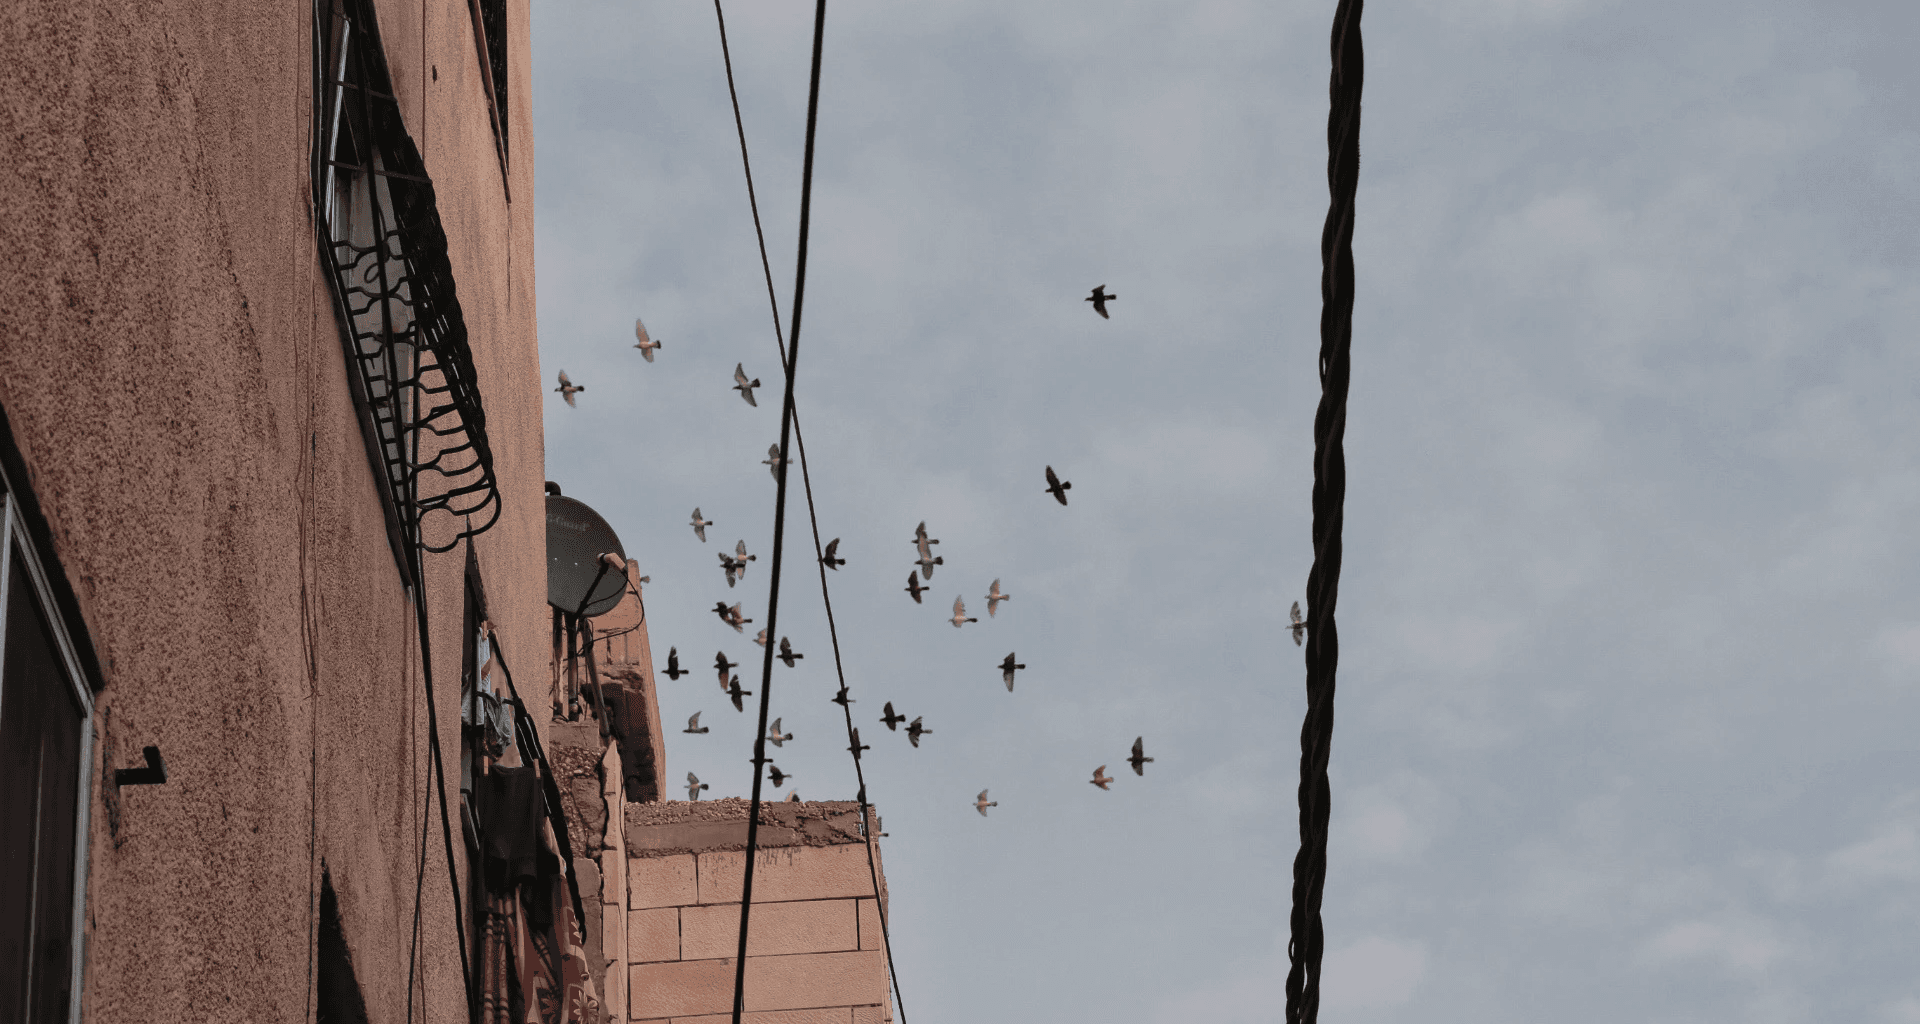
[0,490,98,1024]
[469,0,511,183]
[313,0,501,567]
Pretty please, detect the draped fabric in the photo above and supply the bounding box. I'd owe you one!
[475,765,602,1024]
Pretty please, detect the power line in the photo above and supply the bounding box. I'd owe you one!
[1285,2,1364,1023]
[711,1,907,1020]
[730,4,829,1024]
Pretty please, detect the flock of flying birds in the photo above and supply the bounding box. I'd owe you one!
[553,288,1216,817]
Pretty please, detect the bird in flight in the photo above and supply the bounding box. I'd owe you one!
[753,628,768,648]
[633,318,661,361]
[848,727,870,760]
[682,711,708,735]
[831,685,855,707]
[1086,284,1116,319]
[778,637,803,668]
[690,508,713,542]
[915,550,944,581]
[687,772,709,800]
[912,522,942,580]
[714,651,738,691]
[733,363,761,406]
[768,718,792,747]
[554,370,585,407]
[768,765,790,788]
[999,653,1025,692]
[821,538,845,570]
[726,675,752,713]
[786,791,801,803]
[718,550,742,588]
[904,571,927,604]
[1045,466,1072,506]
[1290,601,1308,647]
[985,579,1010,618]
[1090,765,1114,790]
[663,647,686,681]
[907,717,932,748]
[949,596,978,628]
[713,603,750,633]
[975,790,998,817]
[763,444,787,481]
[1129,736,1153,776]
[880,702,906,731]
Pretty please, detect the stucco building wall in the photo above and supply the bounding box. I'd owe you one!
[0,1,545,1022]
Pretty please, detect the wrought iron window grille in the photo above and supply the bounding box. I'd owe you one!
[312,0,500,561]
[468,0,511,192]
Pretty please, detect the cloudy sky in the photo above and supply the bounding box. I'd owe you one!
[526,1,1920,1021]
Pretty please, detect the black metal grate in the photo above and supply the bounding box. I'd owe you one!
[313,0,500,557]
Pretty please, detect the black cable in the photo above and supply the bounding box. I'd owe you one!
[712,3,906,1019]
[731,3,827,1022]
[1285,3,1363,1023]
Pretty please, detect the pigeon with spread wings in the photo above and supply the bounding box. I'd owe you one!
[633,318,661,361]
[985,578,1010,617]
[663,647,686,681]
[1090,765,1114,790]
[554,370,585,407]
[1045,466,1071,506]
[949,596,977,628]
[1129,736,1154,775]
[904,572,927,604]
[682,712,708,735]
[1086,284,1116,318]
[880,703,906,730]
[733,364,761,406]
[999,653,1025,692]
[690,508,713,542]
[975,790,998,817]
[687,773,709,800]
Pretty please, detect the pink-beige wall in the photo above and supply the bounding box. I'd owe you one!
[622,801,894,1024]
[0,1,545,1022]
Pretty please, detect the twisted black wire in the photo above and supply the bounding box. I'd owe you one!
[712,2,907,1018]
[732,3,828,1022]
[1285,2,1364,1023]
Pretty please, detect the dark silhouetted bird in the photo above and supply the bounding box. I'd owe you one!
[848,727,870,759]
[832,685,854,707]
[985,578,1010,618]
[633,318,661,361]
[786,791,801,802]
[687,772,709,800]
[1289,601,1308,647]
[821,538,845,569]
[999,653,1025,692]
[778,637,803,668]
[726,675,752,712]
[1045,465,1071,505]
[733,363,761,406]
[713,602,733,627]
[714,651,737,692]
[949,596,977,628]
[718,603,750,633]
[904,571,927,604]
[683,712,708,735]
[690,508,713,542]
[880,703,906,731]
[768,765,790,788]
[555,370,584,406]
[1086,284,1116,318]
[1129,736,1153,776]
[663,647,686,681]
[719,551,742,588]
[768,718,792,747]
[1091,765,1114,790]
[907,717,931,748]
[975,790,997,817]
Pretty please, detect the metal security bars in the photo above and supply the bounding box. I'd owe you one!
[313,0,500,561]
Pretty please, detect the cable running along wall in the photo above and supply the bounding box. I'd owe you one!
[1286,3,1364,1023]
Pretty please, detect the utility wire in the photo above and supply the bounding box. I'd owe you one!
[731,3,828,1023]
[1285,2,1364,1023]
[712,2,907,1020]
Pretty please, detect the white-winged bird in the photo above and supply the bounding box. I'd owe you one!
[690,508,713,542]
[1091,765,1114,790]
[687,772,709,800]
[726,675,752,712]
[1086,284,1116,319]
[1044,465,1071,506]
[904,571,927,604]
[907,717,931,748]
[999,653,1025,692]
[683,711,708,735]
[733,363,760,406]
[763,444,787,481]
[633,318,661,361]
[880,702,906,731]
[986,578,1010,618]
[975,790,997,817]
[555,370,585,407]
[778,637,803,668]
[663,647,686,681]
[949,596,977,628]
[915,551,943,580]
[768,718,792,747]
[1129,736,1153,776]
[734,541,756,580]
[821,538,845,569]
[1289,601,1308,647]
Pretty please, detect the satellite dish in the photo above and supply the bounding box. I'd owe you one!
[547,495,628,617]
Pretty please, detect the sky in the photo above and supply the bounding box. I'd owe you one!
[527,1,1920,1021]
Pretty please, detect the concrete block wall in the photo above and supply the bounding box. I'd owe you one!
[625,801,893,1024]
